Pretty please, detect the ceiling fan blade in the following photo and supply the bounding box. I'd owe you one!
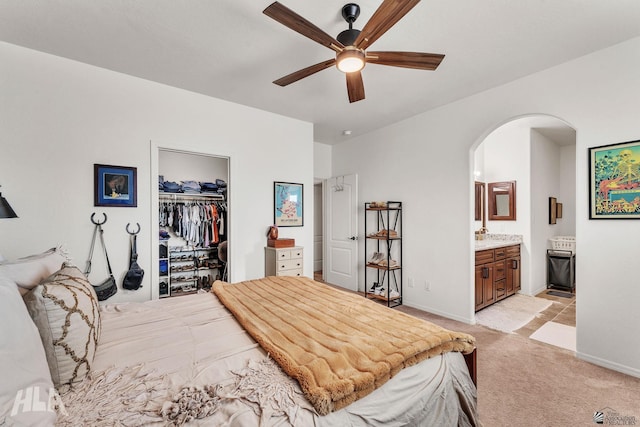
[355,0,420,51]
[346,71,365,103]
[367,51,445,70]
[273,59,336,86]
[264,2,344,51]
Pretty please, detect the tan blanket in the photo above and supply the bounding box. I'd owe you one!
[212,276,475,416]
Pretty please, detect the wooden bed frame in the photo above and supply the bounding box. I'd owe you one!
[464,348,478,386]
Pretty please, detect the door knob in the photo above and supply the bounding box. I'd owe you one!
[349,236,358,240]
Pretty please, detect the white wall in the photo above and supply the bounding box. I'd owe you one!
[0,41,315,303]
[313,142,332,179]
[558,144,577,236]
[333,37,640,377]
[483,123,530,236]
[530,129,562,294]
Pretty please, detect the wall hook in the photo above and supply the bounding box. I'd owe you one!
[90,212,107,225]
[126,222,141,235]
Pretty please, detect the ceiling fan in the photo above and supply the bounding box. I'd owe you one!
[263,0,445,103]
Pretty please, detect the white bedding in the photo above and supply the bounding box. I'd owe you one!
[86,292,477,426]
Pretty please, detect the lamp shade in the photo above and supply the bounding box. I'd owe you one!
[0,193,18,218]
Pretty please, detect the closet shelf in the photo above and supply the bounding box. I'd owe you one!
[159,192,225,201]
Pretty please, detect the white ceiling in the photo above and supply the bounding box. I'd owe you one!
[1,1,639,144]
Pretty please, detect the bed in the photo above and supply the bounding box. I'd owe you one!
[0,248,478,426]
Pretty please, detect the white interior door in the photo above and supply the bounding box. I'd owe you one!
[325,174,358,291]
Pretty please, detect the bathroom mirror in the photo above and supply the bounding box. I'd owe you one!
[474,181,485,221]
[488,181,516,220]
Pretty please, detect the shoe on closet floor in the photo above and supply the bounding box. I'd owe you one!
[389,289,400,299]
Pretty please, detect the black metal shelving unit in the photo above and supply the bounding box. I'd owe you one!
[364,201,402,308]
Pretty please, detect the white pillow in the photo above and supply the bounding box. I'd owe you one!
[23,265,101,392]
[0,277,58,426]
[0,247,69,296]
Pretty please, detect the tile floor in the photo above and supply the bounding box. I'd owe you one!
[514,289,576,338]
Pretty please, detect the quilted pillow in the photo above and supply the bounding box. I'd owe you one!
[0,277,58,425]
[0,247,69,296]
[23,265,101,392]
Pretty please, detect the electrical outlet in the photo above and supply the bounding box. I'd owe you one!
[424,280,431,291]
[408,278,415,288]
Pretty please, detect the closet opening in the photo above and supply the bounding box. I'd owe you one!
[157,148,229,299]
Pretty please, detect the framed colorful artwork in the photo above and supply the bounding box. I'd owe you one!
[589,139,640,219]
[274,181,303,227]
[94,164,137,207]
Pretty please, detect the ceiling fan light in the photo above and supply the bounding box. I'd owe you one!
[336,48,365,73]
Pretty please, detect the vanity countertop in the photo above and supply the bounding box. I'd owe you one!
[475,234,523,251]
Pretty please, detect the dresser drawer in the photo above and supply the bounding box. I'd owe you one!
[276,268,303,277]
[276,248,304,260]
[278,258,303,272]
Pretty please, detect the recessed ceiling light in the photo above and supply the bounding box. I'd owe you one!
[342,130,352,136]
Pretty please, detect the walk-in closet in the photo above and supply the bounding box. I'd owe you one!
[157,149,229,298]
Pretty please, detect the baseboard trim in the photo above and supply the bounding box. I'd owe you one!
[403,302,475,325]
[576,351,640,379]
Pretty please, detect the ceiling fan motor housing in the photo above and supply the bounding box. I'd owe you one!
[337,28,361,46]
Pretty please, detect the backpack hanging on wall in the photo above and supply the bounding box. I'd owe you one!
[123,223,144,290]
[85,213,118,301]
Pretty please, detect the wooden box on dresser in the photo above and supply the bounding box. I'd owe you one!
[475,243,521,312]
[265,246,303,277]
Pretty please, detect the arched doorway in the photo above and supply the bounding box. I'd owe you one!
[472,114,577,350]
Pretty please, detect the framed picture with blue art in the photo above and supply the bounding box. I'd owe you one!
[274,181,303,227]
[94,164,137,207]
[589,139,640,219]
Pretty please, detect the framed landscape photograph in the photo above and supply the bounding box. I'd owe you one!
[589,139,640,219]
[94,164,137,207]
[274,181,303,227]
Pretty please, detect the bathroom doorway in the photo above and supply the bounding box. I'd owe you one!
[472,114,577,347]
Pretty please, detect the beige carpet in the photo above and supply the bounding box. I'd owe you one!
[530,321,576,352]
[398,305,640,427]
[475,294,553,333]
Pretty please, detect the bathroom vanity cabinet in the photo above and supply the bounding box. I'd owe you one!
[475,244,520,312]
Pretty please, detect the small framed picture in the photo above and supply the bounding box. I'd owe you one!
[94,164,137,207]
[549,197,557,224]
[274,181,303,227]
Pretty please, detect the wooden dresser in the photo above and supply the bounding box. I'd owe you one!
[475,244,520,311]
[265,246,303,277]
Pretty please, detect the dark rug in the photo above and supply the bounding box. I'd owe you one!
[546,290,574,298]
